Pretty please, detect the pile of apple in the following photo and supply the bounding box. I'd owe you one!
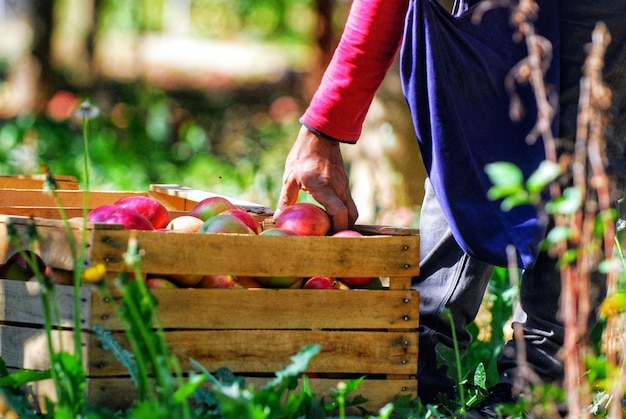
[0,195,381,290]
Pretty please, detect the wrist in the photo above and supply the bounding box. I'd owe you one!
[300,120,358,145]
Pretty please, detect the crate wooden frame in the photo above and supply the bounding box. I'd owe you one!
[0,185,420,412]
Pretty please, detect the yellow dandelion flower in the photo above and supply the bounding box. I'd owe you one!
[83,263,107,284]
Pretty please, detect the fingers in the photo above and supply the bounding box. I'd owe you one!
[275,177,300,218]
[276,125,359,232]
[309,181,359,232]
[310,188,350,232]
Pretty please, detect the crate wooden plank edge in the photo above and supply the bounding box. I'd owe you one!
[15,373,417,414]
[94,287,420,331]
[0,175,79,190]
[150,184,274,215]
[0,188,195,213]
[0,216,420,279]
[0,279,93,329]
[1,316,418,380]
[0,279,419,332]
[87,329,418,377]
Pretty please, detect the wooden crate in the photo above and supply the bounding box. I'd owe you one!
[0,189,420,412]
[0,175,80,190]
[0,184,274,220]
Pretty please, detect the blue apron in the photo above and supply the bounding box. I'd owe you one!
[400,0,560,268]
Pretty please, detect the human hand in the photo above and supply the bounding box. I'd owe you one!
[276,125,359,232]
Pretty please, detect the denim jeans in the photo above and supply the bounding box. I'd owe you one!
[414,0,626,402]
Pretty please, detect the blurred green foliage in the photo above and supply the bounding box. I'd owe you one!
[0,0,331,207]
[0,81,302,207]
[98,0,317,43]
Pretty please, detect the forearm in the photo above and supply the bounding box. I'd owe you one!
[302,0,410,142]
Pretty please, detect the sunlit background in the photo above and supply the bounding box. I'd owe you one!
[0,0,427,226]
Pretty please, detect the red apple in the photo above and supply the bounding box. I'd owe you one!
[146,278,179,289]
[166,215,204,233]
[303,276,350,290]
[353,277,384,289]
[199,212,256,235]
[259,227,299,236]
[45,266,74,285]
[235,276,263,288]
[222,209,261,234]
[332,229,363,238]
[340,276,378,287]
[167,273,204,287]
[189,196,237,221]
[196,274,237,289]
[114,196,171,229]
[256,275,304,288]
[0,252,45,281]
[274,202,332,236]
[331,230,376,286]
[87,205,154,230]
[255,228,302,287]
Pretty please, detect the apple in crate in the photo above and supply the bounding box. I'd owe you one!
[255,227,301,288]
[146,277,179,289]
[274,202,331,236]
[114,195,171,229]
[332,229,377,287]
[235,276,263,288]
[196,274,237,289]
[88,205,154,230]
[0,252,45,281]
[166,215,204,233]
[199,212,256,235]
[303,276,350,290]
[168,273,204,288]
[189,196,236,221]
[222,209,261,234]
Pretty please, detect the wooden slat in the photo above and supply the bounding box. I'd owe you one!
[0,324,89,371]
[0,215,419,279]
[89,229,420,278]
[0,280,418,331]
[91,288,419,331]
[0,175,79,190]
[87,329,418,376]
[0,280,93,328]
[150,184,274,215]
[0,189,149,208]
[0,206,86,219]
[0,216,97,271]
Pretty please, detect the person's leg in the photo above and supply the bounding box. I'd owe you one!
[414,179,494,402]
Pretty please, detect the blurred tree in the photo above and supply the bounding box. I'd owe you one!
[31,0,54,109]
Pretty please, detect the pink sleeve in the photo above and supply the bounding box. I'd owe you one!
[301,0,410,143]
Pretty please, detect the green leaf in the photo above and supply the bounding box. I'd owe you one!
[485,162,524,187]
[264,344,321,389]
[173,373,207,404]
[93,326,139,385]
[558,249,578,267]
[500,191,531,211]
[544,226,572,245]
[546,186,583,215]
[51,351,87,410]
[487,185,523,201]
[0,369,52,388]
[526,160,561,194]
[598,291,626,318]
[473,363,487,390]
